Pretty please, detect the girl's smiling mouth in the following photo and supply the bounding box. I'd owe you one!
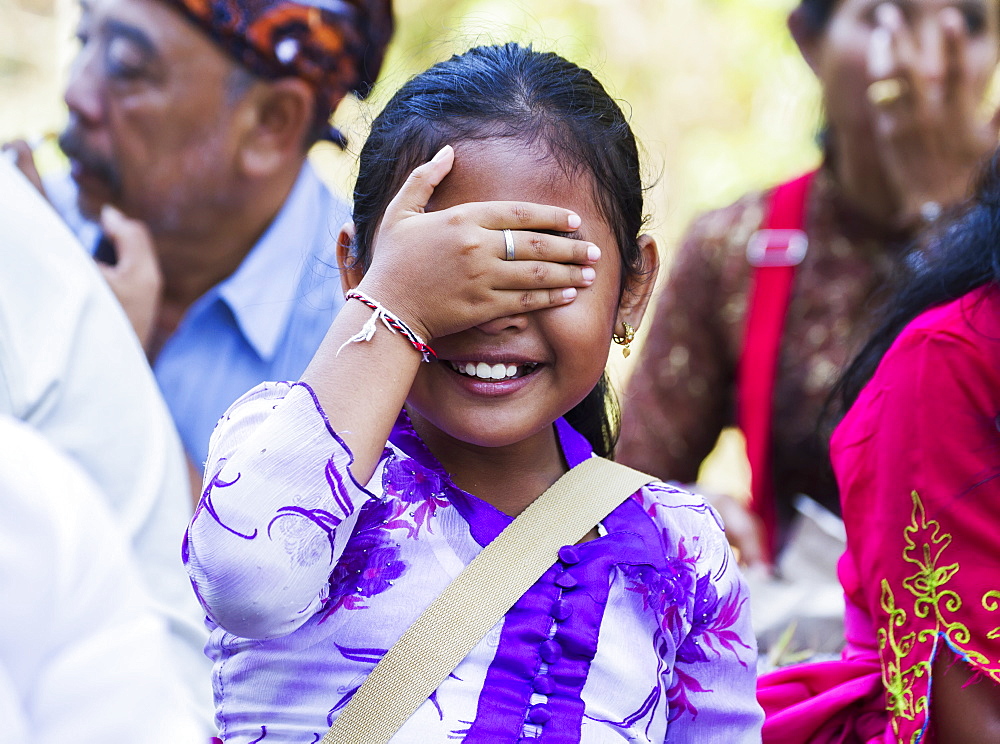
[446,360,540,381]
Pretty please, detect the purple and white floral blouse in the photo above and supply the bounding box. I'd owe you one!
[184,382,763,743]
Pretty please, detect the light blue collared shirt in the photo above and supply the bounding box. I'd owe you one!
[49,163,350,466]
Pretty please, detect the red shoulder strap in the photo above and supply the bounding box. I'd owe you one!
[737,170,816,563]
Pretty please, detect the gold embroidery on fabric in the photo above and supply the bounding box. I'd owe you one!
[877,492,1000,743]
[985,592,1000,641]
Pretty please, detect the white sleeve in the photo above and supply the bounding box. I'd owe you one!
[185,381,383,639]
[0,416,203,744]
[0,160,212,728]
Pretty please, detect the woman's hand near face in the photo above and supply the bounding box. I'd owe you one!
[867,3,999,227]
[356,145,601,342]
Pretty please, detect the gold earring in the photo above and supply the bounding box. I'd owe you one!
[612,321,635,358]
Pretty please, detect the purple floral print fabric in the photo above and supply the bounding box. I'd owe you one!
[184,381,763,742]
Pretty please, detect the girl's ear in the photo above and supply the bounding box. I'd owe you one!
[616,234,660,330]
[337,221,364,294]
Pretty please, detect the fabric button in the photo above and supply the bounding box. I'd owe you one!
[540,639,562,663]
[557,545,580,565]
[551,599,572,622]
[527,703,552,724]
[555,572,578,589]
[532,674,555,695]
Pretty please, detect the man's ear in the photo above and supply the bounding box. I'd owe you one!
[337,221,364,295]
[616,234,660,331]
[788,7,822,74]
[238,77,315,178]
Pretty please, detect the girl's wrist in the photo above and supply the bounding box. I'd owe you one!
[355,275,434,342]
[342,290,436,362]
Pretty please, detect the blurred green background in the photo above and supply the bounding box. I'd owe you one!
[0,0,822,257]
[1,0,825,493]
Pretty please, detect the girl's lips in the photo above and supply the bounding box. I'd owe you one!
[447,360,539,382]
[442,360,542,397]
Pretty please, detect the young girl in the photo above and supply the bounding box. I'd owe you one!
[184,43,762,742]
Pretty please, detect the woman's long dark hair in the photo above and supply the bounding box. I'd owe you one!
[833,151,1000,413]
[348,43,650,457]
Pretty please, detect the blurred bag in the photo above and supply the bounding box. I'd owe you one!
[749,494,846,671]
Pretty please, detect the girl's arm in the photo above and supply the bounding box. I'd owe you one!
[184,147,600,638]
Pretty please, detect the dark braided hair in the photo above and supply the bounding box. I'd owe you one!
[349,43,651,457]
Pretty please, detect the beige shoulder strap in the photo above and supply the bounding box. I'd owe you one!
[321,456,654,744]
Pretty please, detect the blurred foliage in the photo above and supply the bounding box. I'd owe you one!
[2,0,815,491]
[1,0,823,256]
[320,0,823,258]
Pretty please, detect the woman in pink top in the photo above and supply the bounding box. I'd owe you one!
[758,154,1000,740]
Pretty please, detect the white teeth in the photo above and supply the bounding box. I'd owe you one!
[449,360,536,381]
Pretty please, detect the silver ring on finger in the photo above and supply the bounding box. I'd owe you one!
[502,228,515,261]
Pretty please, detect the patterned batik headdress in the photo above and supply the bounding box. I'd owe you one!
[160,0,393,144]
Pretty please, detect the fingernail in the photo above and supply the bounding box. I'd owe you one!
[869,28,892,78]
[567,213,582,229]
[876,3,901,28]
[101,204,120,224]
[587,244,601,262]
[431,145,452,163]
[939,7,962,33]
[581,267,596,282]
[562,288,577,300]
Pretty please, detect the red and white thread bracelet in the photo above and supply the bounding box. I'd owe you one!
[339,291,436,362]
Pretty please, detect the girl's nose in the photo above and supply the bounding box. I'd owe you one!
[475,313,529,335]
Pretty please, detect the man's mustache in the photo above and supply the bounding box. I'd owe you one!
[58,127,123,198]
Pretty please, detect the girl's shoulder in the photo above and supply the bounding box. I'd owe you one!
[627,479,730,556]
[634,479,725,522]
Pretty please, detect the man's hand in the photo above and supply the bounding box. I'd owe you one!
[2,139,47,197]
[97,205,163,352]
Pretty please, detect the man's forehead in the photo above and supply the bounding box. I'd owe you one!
[80,0,233,67]
[81,0,189,37]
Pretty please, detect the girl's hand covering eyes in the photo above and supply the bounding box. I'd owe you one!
[356,145,602,342]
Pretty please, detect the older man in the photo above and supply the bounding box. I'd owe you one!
[33,0,393,476]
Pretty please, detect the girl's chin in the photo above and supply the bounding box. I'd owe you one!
[405,407,559,453]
